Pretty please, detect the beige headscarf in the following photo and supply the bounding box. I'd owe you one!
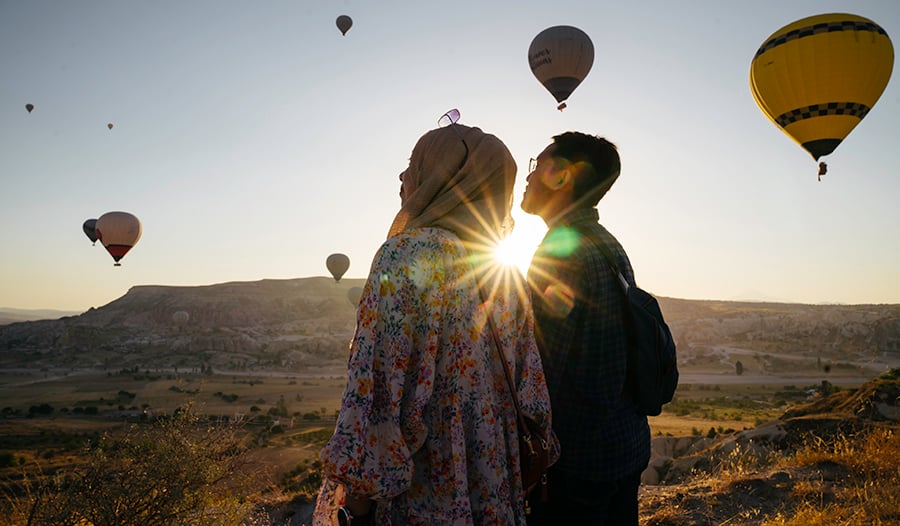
[387,124,517,248]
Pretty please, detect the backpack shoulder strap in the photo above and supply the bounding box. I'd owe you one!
[574,225,630,294]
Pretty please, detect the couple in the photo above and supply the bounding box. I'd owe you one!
[312,112,650,526]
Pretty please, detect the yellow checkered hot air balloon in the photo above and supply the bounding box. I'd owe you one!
[750,13,894,179]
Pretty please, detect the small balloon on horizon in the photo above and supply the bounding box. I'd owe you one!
[326,253,350,282]
[347,286,363,306]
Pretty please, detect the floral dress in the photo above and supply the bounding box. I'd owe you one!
[312,228,558,526]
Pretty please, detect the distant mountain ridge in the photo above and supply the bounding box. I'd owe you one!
[0,308,82,326]
[0,278,898,374]
[0,277,366,372]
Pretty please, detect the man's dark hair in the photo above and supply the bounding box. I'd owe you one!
[551,132,621,207]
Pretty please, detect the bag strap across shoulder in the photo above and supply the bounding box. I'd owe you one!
[474,277,532,433]
[576,226,631,294]
[466,254,534,436]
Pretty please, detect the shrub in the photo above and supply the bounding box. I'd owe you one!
[3,405,270,526]
[28,404,54,416]
[0,453,15,468]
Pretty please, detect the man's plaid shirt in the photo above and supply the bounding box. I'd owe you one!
[527,207,650,481]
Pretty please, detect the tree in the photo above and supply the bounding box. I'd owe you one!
[735,360,744,376]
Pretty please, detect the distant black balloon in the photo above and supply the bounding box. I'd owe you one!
[83,218,98,244]
[26,103,34,113]
[336,15,352,35]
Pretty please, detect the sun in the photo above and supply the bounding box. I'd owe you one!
[492,215,545,276]
[493,237,527,270]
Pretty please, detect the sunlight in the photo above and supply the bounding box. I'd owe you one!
[493,236,525,269]
[492,214,545,276]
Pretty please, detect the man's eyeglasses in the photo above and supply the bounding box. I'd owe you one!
[439,108,469,171]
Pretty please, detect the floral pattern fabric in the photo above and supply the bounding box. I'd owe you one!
[313,227,558,526]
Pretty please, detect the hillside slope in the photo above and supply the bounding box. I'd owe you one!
[639,370,900,525]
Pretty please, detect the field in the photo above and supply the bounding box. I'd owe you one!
[0,368,347,418]
[648,376,865,437]
[0,366,870,460]
[0,369,348,488]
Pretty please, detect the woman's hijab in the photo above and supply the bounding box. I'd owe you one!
[387,124,517,247]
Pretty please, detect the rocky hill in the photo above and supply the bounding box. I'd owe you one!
[658,297,900,357]
[0,277,366,373]
[0,279,898,376]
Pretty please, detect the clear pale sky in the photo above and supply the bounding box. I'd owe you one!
[1,1,898,312]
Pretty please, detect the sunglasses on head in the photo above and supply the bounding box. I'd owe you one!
[438,108,468,171]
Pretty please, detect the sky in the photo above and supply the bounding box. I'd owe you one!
[1,0,899,312]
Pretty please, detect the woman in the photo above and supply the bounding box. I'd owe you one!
[312,115,558,525]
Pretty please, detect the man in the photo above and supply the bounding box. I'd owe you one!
[521,132,650,524]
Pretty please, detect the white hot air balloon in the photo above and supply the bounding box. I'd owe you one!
[528,26,595,110]
[95,211,142,266]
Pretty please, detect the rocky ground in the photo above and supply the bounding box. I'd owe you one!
[637,370,900,525]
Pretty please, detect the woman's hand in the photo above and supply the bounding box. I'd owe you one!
[338,492,374,526]
[345,493,373,516]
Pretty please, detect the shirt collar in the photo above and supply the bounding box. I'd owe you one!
[546,207,599,229]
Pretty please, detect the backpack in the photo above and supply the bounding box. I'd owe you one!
[580,228,679,416]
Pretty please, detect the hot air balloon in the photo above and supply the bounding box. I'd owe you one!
[750,13,894,177]
[25,104,34,113]
[172,310,190,326]
[107,123,114,130]
[347,286,363,306]
[336,15,352,36]
[326,253,350,282]
[528,26,594,111]
[83,218,98,245]
[95,211,142,266]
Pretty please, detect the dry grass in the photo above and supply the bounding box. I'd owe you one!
[759,427,900,525]
[640,424,900,525]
